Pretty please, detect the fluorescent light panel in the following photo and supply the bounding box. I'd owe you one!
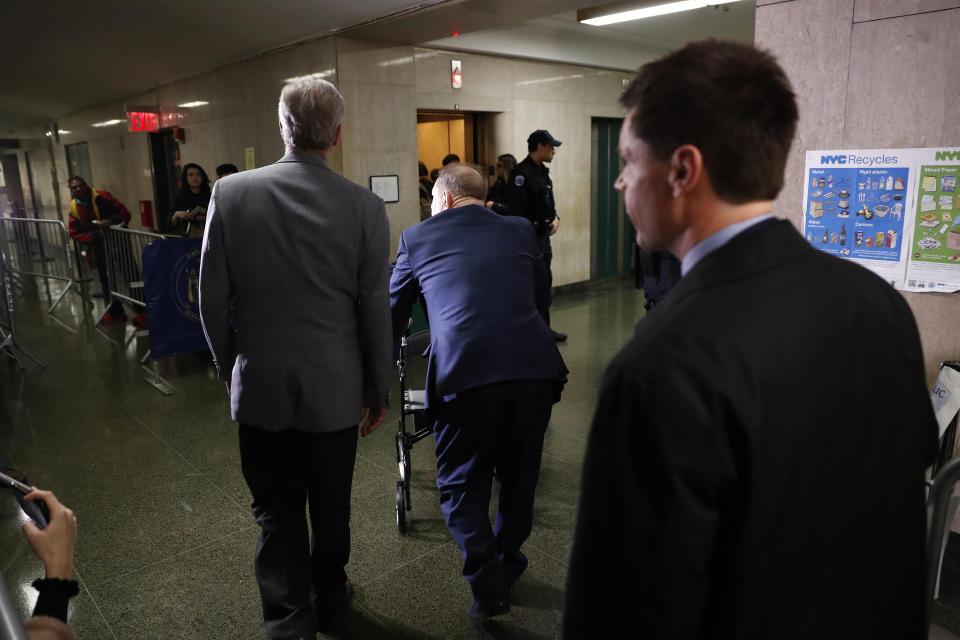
[91,119,123,128]
[579,0,741,26]
[177,100,209,108]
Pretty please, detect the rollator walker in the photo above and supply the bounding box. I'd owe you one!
[394,323,431,535]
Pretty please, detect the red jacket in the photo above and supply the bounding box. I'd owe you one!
[67,189,131,243]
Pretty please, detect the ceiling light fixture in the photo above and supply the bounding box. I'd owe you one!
[91,119,123,128]
[177,101,209,108]
[578,0,741,26]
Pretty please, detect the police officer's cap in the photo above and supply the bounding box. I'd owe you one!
[527,130,562,147]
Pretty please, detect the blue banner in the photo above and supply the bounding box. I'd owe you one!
[142,238,209,358]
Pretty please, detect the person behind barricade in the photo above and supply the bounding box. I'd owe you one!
[215,163,239,180]
[169,163,211,237]
[66,176,145,328]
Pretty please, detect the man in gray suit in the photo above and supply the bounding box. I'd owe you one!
[199,77,392,639]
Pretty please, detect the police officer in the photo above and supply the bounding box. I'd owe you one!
[506,129,566,342]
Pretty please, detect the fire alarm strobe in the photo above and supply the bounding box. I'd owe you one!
[451,60,462,89]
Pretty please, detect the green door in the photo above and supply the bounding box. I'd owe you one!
[592,118,630,279]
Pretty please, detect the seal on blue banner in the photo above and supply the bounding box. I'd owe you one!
[170,246,201,322]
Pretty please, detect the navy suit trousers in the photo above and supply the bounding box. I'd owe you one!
[432,380,555,602]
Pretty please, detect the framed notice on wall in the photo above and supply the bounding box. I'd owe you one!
[370,175,399,203]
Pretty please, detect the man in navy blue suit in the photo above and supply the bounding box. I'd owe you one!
[390,163,568,622]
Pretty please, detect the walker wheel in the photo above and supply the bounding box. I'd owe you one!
[396,482,407,535]
[396,433,410,484]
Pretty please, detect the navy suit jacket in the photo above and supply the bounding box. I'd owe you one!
[390,204,567,407]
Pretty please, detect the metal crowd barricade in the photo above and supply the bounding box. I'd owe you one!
[100,226,177,395]
[102,226,166,311]
[0,216,84,318]
[0,244,45,371]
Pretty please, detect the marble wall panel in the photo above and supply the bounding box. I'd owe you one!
[512,98,593,285]
[584,70,632,106]
[844,9,960,148]
[414,47,512,103]
[845,8,960,382]
[904,292,959,386]
[756,0,855,228]
[415,92,511,113]
[336,38,416,88]
[338,80,419,254]
[512,59,591,102]
[853,0,960,22]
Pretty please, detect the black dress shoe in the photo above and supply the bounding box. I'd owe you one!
[551,330,567,342]
[467,598,510,622]
[316,579,355,628]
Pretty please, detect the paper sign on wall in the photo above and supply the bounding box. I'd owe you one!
[802,148,960,293]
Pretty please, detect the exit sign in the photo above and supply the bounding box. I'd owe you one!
[127,111,159,132]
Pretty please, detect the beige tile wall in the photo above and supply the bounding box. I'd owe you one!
[757,0,960,383]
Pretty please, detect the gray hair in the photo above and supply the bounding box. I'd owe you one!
[278,77,344,150]
[435,163,487,200]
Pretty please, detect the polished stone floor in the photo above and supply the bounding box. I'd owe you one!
[0,275,644,639]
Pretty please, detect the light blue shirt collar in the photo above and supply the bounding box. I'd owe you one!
[680,214,775,276]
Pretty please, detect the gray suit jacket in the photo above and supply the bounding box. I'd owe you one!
[199,150,392,432]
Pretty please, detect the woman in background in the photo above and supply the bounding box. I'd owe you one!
[169,163,211,236]
[485,153,517,215]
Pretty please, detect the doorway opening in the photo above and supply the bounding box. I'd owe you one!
[416,110,495,221]
[590,117,631,280]
[0,154,25,217]
[149,130,180,233]
[416,111,493,176]
[65,142,92,187]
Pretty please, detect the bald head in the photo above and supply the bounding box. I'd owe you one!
[435,164,486,200]
[431,163,488,216]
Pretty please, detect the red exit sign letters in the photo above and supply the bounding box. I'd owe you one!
[127,111,159,132]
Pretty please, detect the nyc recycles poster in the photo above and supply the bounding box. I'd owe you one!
[802,147,960,293]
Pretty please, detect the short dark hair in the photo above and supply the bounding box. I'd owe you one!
[418,161,428,177]
[441,153,460,166]
[68,175,87,185]
[621,39,798,204]
[216,163,239,178]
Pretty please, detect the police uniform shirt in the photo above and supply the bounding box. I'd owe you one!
[506,156,556,236]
